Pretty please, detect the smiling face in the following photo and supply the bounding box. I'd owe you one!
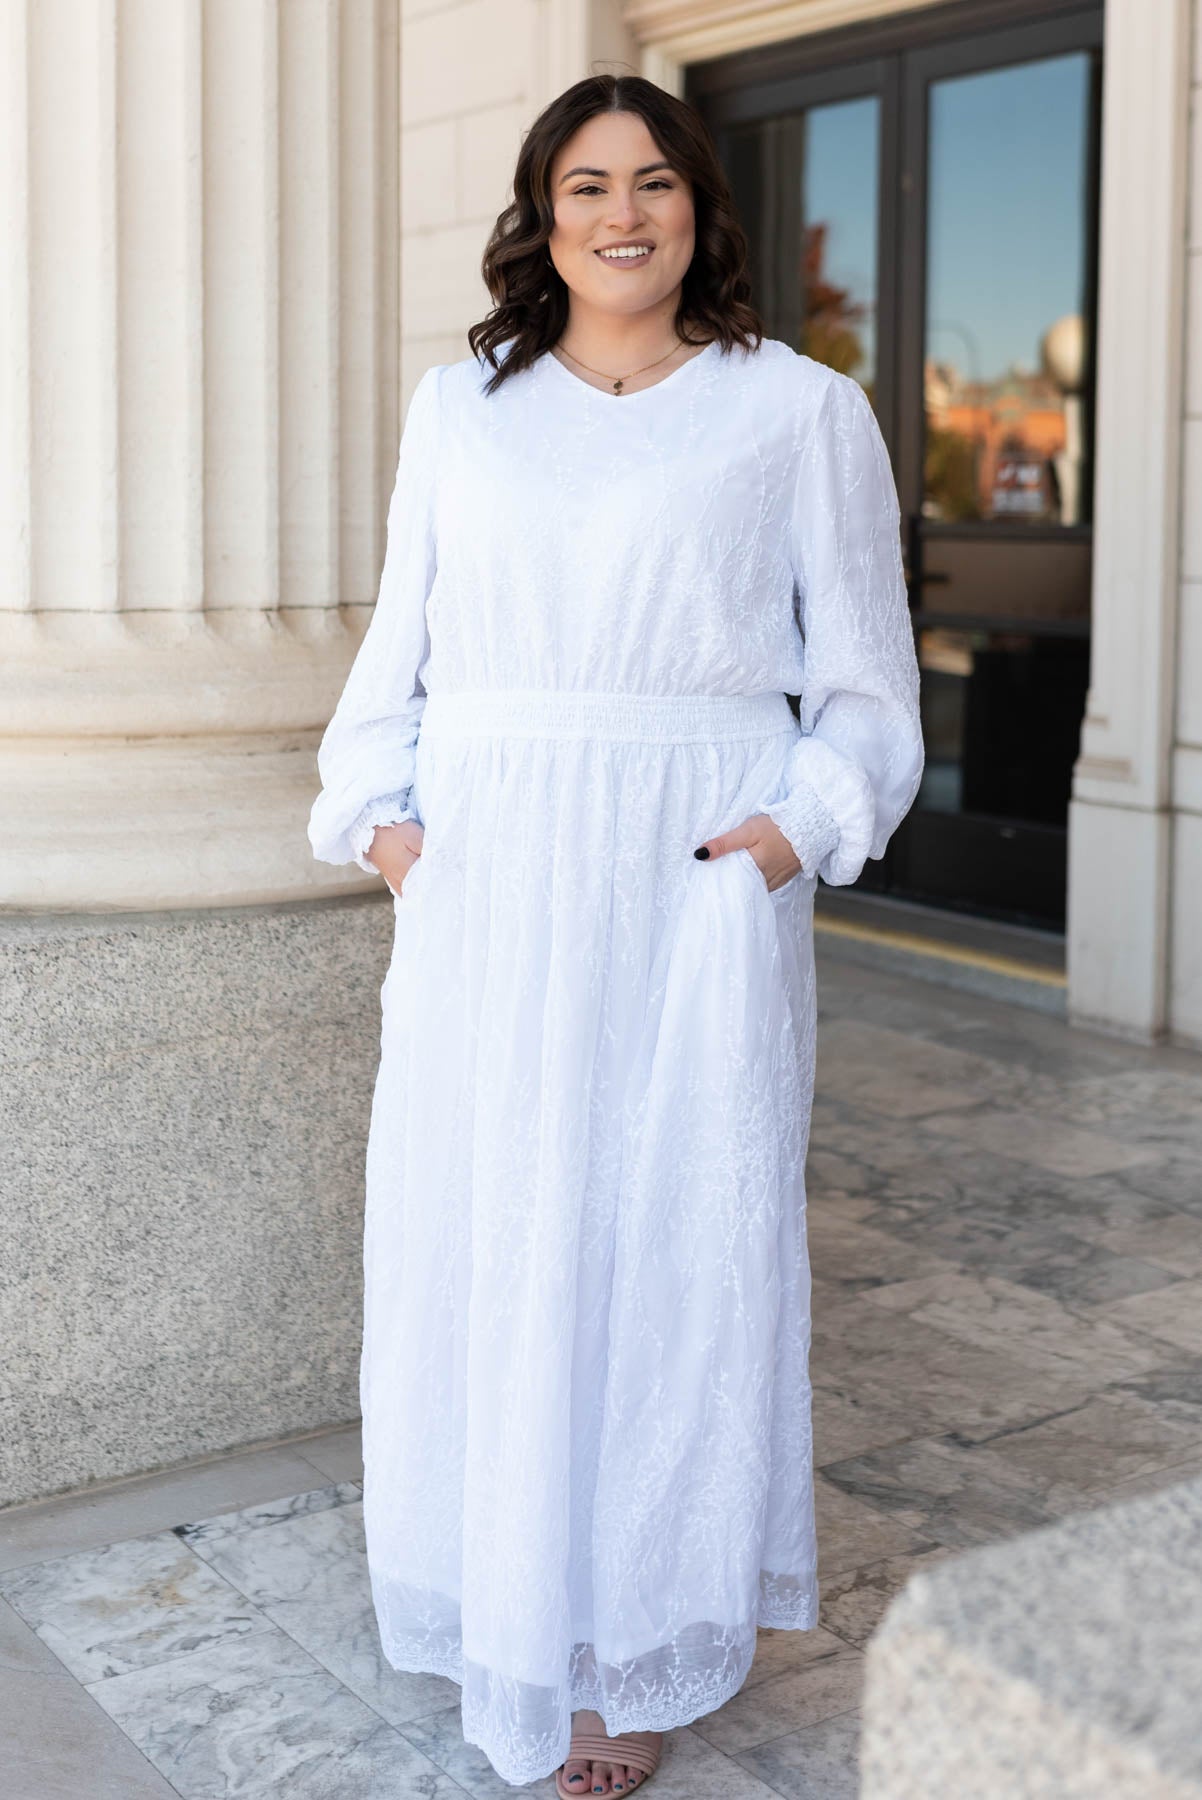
[547,110,696,325]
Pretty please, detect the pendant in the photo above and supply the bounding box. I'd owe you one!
[613,378,623,393]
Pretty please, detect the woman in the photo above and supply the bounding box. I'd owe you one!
[309,72,922,1795]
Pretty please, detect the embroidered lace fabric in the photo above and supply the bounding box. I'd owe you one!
[308,337,923,1785]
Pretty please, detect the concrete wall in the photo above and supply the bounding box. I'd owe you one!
[0,897,393,1508]
[861,1472,1202,1795]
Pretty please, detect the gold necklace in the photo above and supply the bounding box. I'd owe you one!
[555,337,689,395]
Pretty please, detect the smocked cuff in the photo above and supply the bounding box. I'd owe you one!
[349,793,416,873]
[762,782,841,878]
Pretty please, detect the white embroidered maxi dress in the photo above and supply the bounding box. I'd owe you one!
[308,335,923,1787]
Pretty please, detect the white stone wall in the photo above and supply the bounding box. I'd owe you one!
[1170,0,1202,1042]
[1065,0,1194,1044]
[399,0,642,391]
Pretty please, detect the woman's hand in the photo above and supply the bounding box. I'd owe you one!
[694,813,802,893]
[366,818,426,897]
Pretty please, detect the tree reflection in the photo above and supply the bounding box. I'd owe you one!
[798,221,870,385]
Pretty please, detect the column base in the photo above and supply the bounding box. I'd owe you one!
[1066,797,1170,1042]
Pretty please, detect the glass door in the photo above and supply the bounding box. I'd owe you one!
[692,3,1103,929]
[896,31,1100,925]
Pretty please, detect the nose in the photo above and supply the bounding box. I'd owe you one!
[605,192,643,228]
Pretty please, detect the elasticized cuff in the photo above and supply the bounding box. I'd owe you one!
[762,781,841,878]
[349,793,416,873]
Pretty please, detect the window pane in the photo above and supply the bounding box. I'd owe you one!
[800,97,879,393]
[925,53,1093,526]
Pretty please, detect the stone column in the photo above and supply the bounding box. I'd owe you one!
[1167,0,1202,1047]
[0,0,400,909]
[1066,0,1194,1041]
[0,0,406,1509]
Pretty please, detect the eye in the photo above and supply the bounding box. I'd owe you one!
[571,178,674,196]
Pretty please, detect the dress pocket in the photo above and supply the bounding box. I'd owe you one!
[640,846,792,1056]
[382,846,430,1019]
[397,851,427,903]
[733,844,772,899]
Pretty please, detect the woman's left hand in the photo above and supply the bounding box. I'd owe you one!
[694,814,803,893]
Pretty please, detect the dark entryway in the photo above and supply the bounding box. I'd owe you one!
[688,0,1103,930]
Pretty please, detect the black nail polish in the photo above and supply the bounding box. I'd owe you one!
[694,845,710,859]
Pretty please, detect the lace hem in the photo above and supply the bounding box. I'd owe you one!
[376,1584,820,1786]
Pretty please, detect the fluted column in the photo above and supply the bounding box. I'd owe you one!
[0,0,400,909]
[1066,0,1192,1038]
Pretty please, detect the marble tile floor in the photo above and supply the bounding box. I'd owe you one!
[3,951,1202,1799]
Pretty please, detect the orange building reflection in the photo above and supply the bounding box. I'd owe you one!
[925,361,1069,523]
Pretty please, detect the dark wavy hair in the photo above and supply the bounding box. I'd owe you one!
[466,72,765,395]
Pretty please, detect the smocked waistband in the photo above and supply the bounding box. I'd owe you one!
[419,688,797,744]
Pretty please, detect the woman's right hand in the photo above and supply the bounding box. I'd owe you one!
[366,818,426,897]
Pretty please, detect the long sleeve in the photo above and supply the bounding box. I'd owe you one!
[308,363,442,872]
[762,370,923,886]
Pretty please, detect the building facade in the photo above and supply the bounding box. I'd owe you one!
[1,0,1198,1503]
[3,0,1198,1040]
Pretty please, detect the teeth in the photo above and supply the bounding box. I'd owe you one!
[598,246,651,259]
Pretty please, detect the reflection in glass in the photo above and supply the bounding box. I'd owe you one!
[924,54,1092,526]
[917,627,1090,826]
[799,98,879,393]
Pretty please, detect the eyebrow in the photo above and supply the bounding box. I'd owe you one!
[557,161,673,184]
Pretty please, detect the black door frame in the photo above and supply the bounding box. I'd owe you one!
[687,0,1104,929]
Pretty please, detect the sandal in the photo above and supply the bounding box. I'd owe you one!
[554,1722,663,1800]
